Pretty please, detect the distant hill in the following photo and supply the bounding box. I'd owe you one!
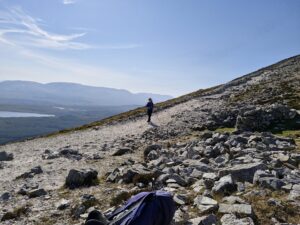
[0,81,172,106]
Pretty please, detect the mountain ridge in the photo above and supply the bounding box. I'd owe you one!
[0,81,172,106]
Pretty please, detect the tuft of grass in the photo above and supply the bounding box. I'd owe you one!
[39,216,58,225]
[274,129,300,139]
[1,205,29,221]
[274,129,300,152]
[110,187,154,207]
[244,190,300,225]
[110,191,132,206]
[214,127,236,134]
[132,173,157,185]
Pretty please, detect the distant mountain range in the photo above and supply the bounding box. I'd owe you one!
[0,81,172,106]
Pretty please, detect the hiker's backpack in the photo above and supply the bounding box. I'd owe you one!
[107,191,176,225]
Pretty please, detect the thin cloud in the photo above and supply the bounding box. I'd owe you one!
[0,7,142,51]
[63,0,76,5]
[96,43,142,50]
[0,7,91,50]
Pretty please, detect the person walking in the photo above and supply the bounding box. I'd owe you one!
[146,98,154,122]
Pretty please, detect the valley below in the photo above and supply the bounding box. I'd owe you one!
[0,104,137,145]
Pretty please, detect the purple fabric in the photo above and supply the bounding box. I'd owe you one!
[108,191,175,225]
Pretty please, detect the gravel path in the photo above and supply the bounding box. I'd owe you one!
[0,97,214,194]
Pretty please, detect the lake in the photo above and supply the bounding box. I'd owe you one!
[0,111,55,118]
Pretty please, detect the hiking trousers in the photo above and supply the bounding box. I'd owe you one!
[147,110,153,122]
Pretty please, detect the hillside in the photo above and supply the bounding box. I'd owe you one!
[0,55,300,225]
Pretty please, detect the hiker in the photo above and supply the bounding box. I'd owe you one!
[146,98,154,122]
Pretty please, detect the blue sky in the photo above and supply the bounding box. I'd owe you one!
[0,0,299,96]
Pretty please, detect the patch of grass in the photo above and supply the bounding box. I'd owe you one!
[110,191,132,206]
[1,205,29,221]
[109,187,153,207]
[39,216,57,225]
[274,130,300,139]
[244,189,300,225]
[229,78,300,110]
[214,127,236,134]
[132,173,157,185]
[273,129,300,152]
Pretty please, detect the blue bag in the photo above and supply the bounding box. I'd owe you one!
[107,191,176,225]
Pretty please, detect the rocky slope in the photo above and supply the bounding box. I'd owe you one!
[0,55,300,225]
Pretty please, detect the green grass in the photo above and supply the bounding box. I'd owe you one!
[274,129,300,151]
[229,79,300,110]
[214,127,236,133]
[244,189,300,225]
[274,130,300,138]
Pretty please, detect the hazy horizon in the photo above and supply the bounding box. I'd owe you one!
[0,0,300,96]
[0,79,174,96]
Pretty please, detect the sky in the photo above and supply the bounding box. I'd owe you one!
[0,0,299,97]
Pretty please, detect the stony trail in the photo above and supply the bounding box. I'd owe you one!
[0,97,217,192]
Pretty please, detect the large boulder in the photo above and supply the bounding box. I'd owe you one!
[106,164,156,184]
[212,175,237,196]
[65,169,98,189]
[236,104,299,132]
[218,162,266,183]
[0,151,13,161]
[194,196,218,214]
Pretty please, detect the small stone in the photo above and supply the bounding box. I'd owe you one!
[188,214,218,225]
[16,166,43,179]
[71,204,86,219]
[30,166,43,174]
[0,192,10,201]
[174,208,190,223]
[111,148,132,156]
[218,203,253,217]
[0,151,13,161]
[27,188,47,198]
[267,198,281,206]
[194,196,218,206]
[173,194,188,205]
[222,196,246,204]
[221,213,254,225]
[194,196,218,214]
[56,199,71,210]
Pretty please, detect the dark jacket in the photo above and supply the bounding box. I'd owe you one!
[146,102,154,112]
